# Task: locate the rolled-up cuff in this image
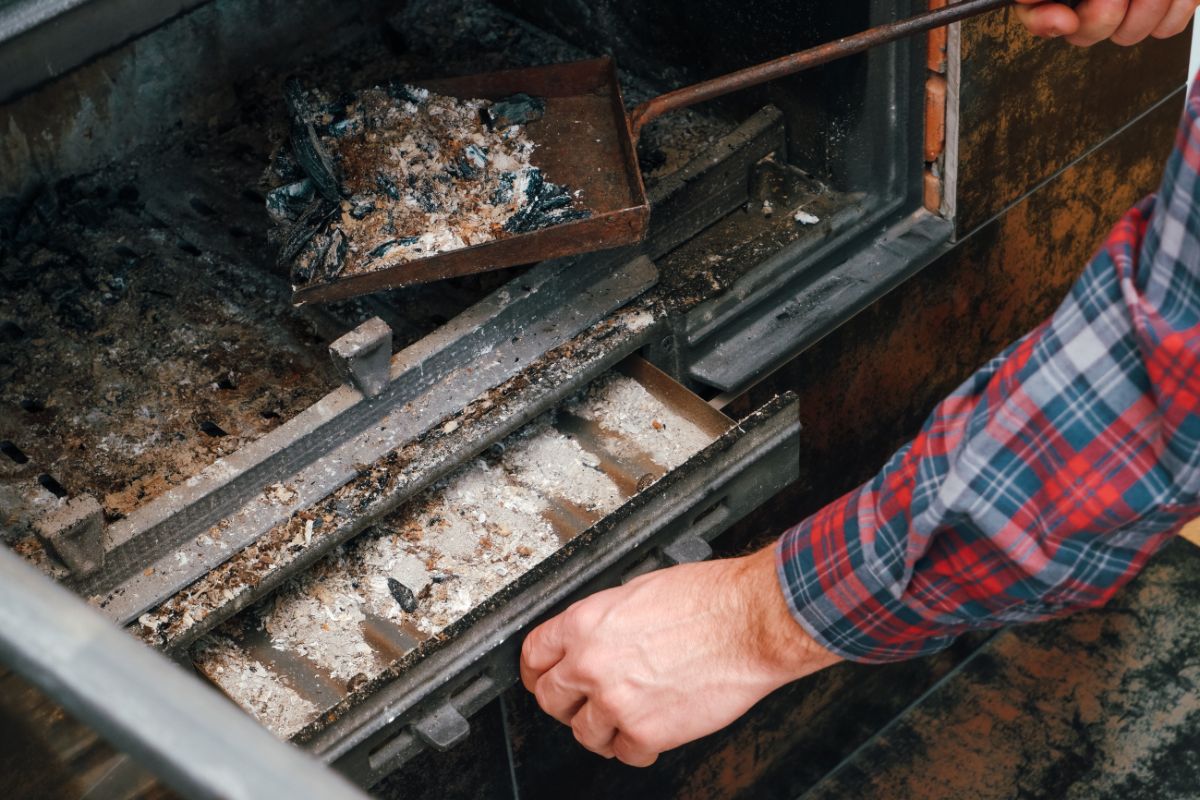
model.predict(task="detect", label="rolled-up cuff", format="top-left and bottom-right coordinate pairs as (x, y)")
top-left (774, 487), bottom-right (958, 664)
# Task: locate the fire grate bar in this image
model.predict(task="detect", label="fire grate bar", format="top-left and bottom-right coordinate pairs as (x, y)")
top-left (90, 252), bottom-right (658, 625)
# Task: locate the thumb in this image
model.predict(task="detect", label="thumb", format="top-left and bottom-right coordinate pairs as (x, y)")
top-left (519, 615), bottom-right (567, 691)
top-left (1012, 1), bottom-right (1082, 36)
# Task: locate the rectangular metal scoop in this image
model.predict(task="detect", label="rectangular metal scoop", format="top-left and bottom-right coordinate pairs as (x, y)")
top-left (291, 58), bottom-right (648, 305)
top-left (290, 0), bottom-right (1012, 305)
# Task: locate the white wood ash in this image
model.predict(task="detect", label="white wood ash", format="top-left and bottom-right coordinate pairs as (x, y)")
top-left (192, 636), bottom-right (319, 739)
top-left (270, 83), bottom-right (590, 286)
top-left (571, 375), bottom-right (713, 470)
top-left (191, 370), bottom-right (714, 739)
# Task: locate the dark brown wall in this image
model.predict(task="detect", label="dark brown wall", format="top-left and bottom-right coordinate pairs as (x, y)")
top-left (955, 11), bottom-right (1190, 233)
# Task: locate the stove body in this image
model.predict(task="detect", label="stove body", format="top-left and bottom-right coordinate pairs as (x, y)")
top-left (0, 0), bottom-right (1190, 797)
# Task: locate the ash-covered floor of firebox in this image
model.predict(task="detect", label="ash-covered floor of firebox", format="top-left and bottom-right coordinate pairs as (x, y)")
top-left (0, 0), bottom-right (737, 549)
top-left (192, 370), bottom-right (724, 738)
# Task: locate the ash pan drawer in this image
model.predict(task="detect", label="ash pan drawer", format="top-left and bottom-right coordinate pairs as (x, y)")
top-left (191, 354), bottom-right (799, 787)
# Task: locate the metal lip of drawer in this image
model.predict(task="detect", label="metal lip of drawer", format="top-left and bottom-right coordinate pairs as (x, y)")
top-left (304, 393), bottom-right (801, 786)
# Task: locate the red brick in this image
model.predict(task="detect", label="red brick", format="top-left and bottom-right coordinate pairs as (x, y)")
top-left (923, 170), bottom-right (943, 213)
top-left (924, 75), bottom-right (948, 163)
top-left (928, 24), bottom-right (948, 73)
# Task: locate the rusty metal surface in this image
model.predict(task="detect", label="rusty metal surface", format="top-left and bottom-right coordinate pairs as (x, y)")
top-left (726, 86), bottom-right (1185, 529)
top-left (955, 8), bottom-right (1192, 233)
top-left (292, 58), bottom-right (650, 304)
top-left (804, 539), bottom-right (1200, 800)
top-left (627, 0), bottom-right (1012, 138)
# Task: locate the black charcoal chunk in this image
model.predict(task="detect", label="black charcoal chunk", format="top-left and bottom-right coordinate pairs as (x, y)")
top-left (291, 229), bottom-right (332, 285)
top-left (279, 199), bottom-right (337, 280)
top-left (490, 93), bottom-right (546, 127)
top-left (270, 147), bottom-right (306, 183)
top-left (349, 196), bottom-right (377, 219)
top-left (265, 179), bottom-right (315, 224)
top-left (284, 78), bottom-right (344, 202)
top-left (385, 81), bottom-right (426, 106)
top-left (375, 174), bottom-right (402, 201)
top-left (320, 228), bottom-right (349, 280)
top-left (387, 577), bottom-right (418, 612)
top-left (367, 237), bottom-right (419, 261)
top-left (503, 169), bottom-right (589, 234)
top-left (490, 172), bottom-right (516, 205)
top-left (447, 157), bottom-right (477, 180)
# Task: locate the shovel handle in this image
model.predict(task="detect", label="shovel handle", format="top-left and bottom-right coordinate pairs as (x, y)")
top-left (628, 0), bottom-right (1015, 141)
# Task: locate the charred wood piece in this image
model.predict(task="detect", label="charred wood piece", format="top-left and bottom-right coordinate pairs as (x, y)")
top-left (386, 577), bottom-right (418, 613)
top-left (265, 179), bottom-right (316, 224)
top-left (284, 78), bottom-right (345, 203)
top-left (484, 93), bottom-right (546, 128)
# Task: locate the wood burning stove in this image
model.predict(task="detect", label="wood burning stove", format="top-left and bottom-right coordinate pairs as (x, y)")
top-left (0, 0), bottom-right (1190, 797)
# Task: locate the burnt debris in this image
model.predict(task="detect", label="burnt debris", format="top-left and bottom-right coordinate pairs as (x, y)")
top-left (483, 92), bottom-right (546, 128)
top-left (266, 81), bottom-right (590, 290)
top-left (387, 577), bottom-right (418, 613)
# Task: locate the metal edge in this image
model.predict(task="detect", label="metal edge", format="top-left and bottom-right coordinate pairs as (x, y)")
top-left (290, 210), bottom-right (648, 306)
top-left (0, 545), bottom-right (370, 800)
top-left (686, 210), bottom-right (954, 392)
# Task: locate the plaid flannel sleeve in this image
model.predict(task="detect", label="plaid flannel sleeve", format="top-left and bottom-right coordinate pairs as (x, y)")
top-left (777, 80), bottom-right (1200, 663)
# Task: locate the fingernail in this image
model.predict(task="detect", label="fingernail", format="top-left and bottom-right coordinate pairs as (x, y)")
top-left (1045, 27), bottom-right (1063, 37)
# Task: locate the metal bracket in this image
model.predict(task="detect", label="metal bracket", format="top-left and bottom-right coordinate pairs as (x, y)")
top-left (411, 704), bottom-right (471, 752)
top-left (329, 317), bottom-right (392, 399)
top-left (661, 535), bottom-right (714, 566)
top-left (35, 494), bottom-right (105, 577)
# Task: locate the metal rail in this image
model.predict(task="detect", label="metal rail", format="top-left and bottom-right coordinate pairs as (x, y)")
top-left (0, 545), bottom-right (369, 800)
top-left (628, 0), bottom-right (1014, 139)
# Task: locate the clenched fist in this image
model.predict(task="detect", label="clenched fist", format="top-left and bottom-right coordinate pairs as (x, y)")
top-left (519, 546), bottom-right (843, 767)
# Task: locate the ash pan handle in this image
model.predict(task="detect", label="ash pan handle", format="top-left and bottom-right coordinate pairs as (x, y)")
top-left (628, 0), bottom-right (1015, 140)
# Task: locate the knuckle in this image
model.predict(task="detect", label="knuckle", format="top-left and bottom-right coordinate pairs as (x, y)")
top-left (532, 676), bottom-right (556, 710)
top-left (565, 601), bottom-right (600, 630)
top-left (573, 654), bottom-right (603, 683)
top-left (520, 632), bottom-right (536, 660)
top-left (619, 724), bottom-right (655, 751)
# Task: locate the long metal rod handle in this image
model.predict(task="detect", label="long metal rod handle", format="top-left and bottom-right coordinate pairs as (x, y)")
top-left (628, 0), bottom-right (1014, 140)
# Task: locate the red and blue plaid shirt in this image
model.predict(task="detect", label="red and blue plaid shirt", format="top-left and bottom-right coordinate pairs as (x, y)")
top-left (778, 78), bottom-right (1200, 663)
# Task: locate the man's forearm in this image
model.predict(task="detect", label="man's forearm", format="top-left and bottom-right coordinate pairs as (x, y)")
top-left (777, 77), bottom-right (1200, 664)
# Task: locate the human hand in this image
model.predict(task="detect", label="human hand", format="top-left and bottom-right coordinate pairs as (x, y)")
top-left (1013, 0), bottom-right (1198, 47)
top-left (518, 545), bottom-right (843, 767)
